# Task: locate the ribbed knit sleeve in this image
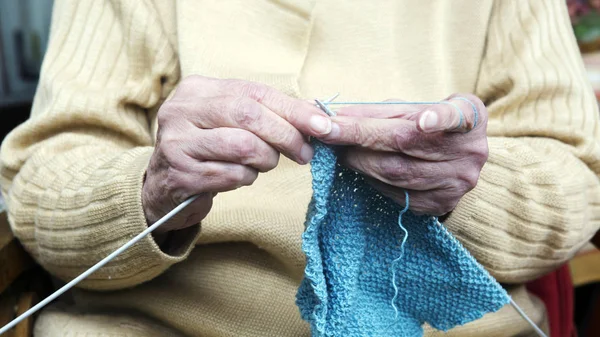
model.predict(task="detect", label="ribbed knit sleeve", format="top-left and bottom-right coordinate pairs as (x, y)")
top-left (445, 0), bottom-right (600, 283)
top-left (0, 0), bottom-right (199, 290)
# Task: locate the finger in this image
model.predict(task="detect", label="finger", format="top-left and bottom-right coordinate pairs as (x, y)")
top-left (219, 79), bottom-right (333, 137)
top-left (181, 128), bottom-right (280, 172)
top-left (341, 149), bottom-right (454, 190)
top-left (366, 179), bottom-right (458, 216)
top-left (172, 160), bottom-right (259, 198)
top-left (319, 115), bottom-right (456, 160)
top-left (335, 99), bottom-right (429, 119)
top-left (416, 94), bottom-right (485, 134)
top-left (226, 80), bottom-right (331, 137)
top-left (171, 96), bottom-right (313, 164)
top-left (175, 76), bottom-right (333, 137)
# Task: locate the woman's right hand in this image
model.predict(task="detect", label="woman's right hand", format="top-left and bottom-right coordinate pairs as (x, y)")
top-left (142, 76), bottom-right (333, 234)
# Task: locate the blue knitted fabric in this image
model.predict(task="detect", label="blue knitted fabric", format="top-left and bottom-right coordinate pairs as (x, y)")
top-left (296, 142), bottom-right (510, 337)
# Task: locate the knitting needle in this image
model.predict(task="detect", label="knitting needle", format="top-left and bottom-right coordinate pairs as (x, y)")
top-left (0, 95), bottom-right (548, 337)
top-left (0, 195), bottom-right (200, 335)
top-left (318, 99), bottom-right (546, 337)
top-left (0, 93), bottom-right (343, 335)
top-left (509, 297), bottom-right (548, 337)
top-left (315, 93), bottom-right (339, 116)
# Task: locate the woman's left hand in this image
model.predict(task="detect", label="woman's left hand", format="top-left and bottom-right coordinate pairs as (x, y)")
top-left (317, 93), bottom-right (488, 216)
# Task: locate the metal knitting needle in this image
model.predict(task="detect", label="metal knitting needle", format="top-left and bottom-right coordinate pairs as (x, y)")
top-left (0, 94), bottom-right (549, 337)
top-left (0, 93), bottom-right (342, 335)
top-left (318, 100), bottom-right (545, 337)
top-left (315, 93), bottom-right (339, 116)
top-left (510, 297), bottom-right (548, 337)
top-left (0, 93), bottom-right (341, 335)
top-left (0, 195), bottom-right (200, 335)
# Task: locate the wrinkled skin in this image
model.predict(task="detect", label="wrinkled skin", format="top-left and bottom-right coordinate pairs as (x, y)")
top-left (321, 94), bottom-right (488, 215)
top-left (143, 76), bottom-right (332, 233)
top-left (143, 75), bottom-right (488, 233)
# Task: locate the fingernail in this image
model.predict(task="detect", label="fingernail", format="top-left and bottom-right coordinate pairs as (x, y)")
top-left (309, 115), bottom-right (332, 135)
top-left (419, 110), bottom-right (438, 132)
top-left (300, 143), bottom-right (314, 164)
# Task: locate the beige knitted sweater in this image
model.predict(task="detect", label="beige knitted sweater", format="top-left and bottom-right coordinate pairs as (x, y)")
top-left (1, 0), bottom-right (599, 336)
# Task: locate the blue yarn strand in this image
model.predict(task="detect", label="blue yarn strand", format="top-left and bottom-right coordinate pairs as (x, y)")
top-left (391, 190), bottom-right (410, 318)
top-left (451, 96), bottom-right (479, 129)
top-left (442, 101), bottom-right (464, 131)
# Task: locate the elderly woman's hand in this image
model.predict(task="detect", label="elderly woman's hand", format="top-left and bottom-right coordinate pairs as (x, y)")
top-left (143, 76), bottom-right (332, 233)
top-left (318, 94), bottom-right (488, 216)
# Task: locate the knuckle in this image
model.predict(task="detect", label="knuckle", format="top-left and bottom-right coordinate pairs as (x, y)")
top-left (164, 166), bottom-right (186, 195)
top-left (232, 133), bottom-right (257, 165)
top-left (227, 80), bottom-right (270, 101)
top-left (476, 147), bottom-right (489, 167)
top-left (378, 156), bottom-right (405, 182)
top-left (157, 133), bottom-right (186, 163)
top-left (431, 193), bottom-right (459, 215)
top-left (244, 82), bottom-right (270, 102)
top-left (226, 166), bottom-right (255, 187)
top-left (263, 153), bottom-right (280, 171)
top-left (199, 163), bottom-right (220, 180)
top-left (439, 199), bottom-right (459, 215)
top-left (275, 98), bottom-right (297, 120)
top-left (230, 97), bottom-right (262, 128)
top-left (461, 169), bottom-right (481, 190)
top-left (277, 131), bottom-right (300, 150)
top-left (157, 100), bottom-right (184, 126)
top-left (391, 126), bottom-right (414, 151)
top-left (226, 166), bottom-right (246, 185)
top-left (468, 140), bottom-right (489, 167)
top-left (347, 120), bottom-right (366, 145)
top-left (156, 111), bottom-right (169, 129)
top-left (158, 133), bottom-right (181, 152)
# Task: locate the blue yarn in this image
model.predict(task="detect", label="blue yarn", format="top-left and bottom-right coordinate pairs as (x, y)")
top-left (297, 142), bottom-right (509, 337)
top-left (444, 101), bottom-right (464, 131)
top-left (391, 191), bottom-right (410, 319)
top-left (451, 96), bottom-right (479, 129)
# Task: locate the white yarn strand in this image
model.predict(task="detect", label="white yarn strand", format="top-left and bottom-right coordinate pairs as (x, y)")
top-left (0, 195), bottom-right (199, 335)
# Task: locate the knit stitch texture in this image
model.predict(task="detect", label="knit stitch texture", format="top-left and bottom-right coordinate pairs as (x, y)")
top-left (297, 142), bottom-right (510, 336)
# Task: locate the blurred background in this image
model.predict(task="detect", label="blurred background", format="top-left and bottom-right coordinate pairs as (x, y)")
top-left (0, 0), bottom-right (53, 142)
top-left (2, 1), bottom-right (600, 336)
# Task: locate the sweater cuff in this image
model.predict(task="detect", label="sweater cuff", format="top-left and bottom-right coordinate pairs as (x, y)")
top-left (441, 136), bottom-right (591, 284)
top-left (83, 148), bottom-right (200, 290)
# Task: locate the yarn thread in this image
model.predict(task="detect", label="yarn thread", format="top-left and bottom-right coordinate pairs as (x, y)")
top-left (300, 96), bottom-right (547, 337)
top-left (0, 96), bottom-right (546, 337)
top-left (391, 190), bottom-right (410, 319)
top-left (297, 141), bottom-right (510, 337)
